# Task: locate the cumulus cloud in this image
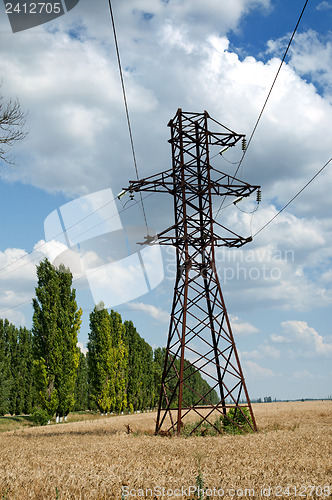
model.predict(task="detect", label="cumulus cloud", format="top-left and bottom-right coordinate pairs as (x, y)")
top-left (127, 301), bottom-right (169, 323)
top-left (230, 315), bottom-right (259, 336)
top-left (293, 370), bottom-right (315, 379)
top-left (316, 1), bottom-right (332, 10)
top-left (0, 238), bottom-right (91, 324)
top-left (241, 344), bottom-right (280, 360)
top-left (271, 320), bottom-right (332, 357)
top-left (77, 341), bottom-right (88, 355)
top-left (267, 30), bottom-right (332, 101)
top-left (243, 360), bottom-right (275, 378)
top-left (0, 1), bottom-right (332, 403)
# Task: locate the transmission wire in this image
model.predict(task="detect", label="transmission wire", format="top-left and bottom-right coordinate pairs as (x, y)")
top-left (107, 0), bottom-right (149, 234)
top-left (0, 192), bottom-right (153, 287)
top-left (0, 2), bottom-right (151, 277)
top-left (215, 0), bottom-right (309, 218)
top-left (3, 155), bottom-right (331, 314)
top-left (253, 157), bottom-right (332, 237)
top-left (0, 193), bottom-right (154, 315)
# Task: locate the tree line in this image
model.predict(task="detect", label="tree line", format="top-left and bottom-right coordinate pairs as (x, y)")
top-left (0, 258), bottom-right (218, 419)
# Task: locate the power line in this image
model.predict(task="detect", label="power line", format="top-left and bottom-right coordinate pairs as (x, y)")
top-left (233, 0), bottom-right (309, 179)
top-left (107, 0), bottom-right (149, 234)
top-left (0, 192), bottom-right (153, 284)
top-left (0, 192), bottom-right (120, 276)
top-left (253, 157), bottom-right (332, 237)
top-left (2, 153), bottom-right (330, 316)
top-left (215, 0), bottom-right (309, 218)
top-left (0, 192), bottom-right (154, 316)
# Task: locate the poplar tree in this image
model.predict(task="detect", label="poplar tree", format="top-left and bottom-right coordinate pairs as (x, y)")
top-left (74, 350), bottom-right (88, 411)
top-left (17, 327), bottom-right (34, 414)
top-left (8, 325), bottom-right (34, 415)
top-left (88, 306), bottom-right (128, 413)
top-left (109, 310), bottom-right (128, 413)
top-left (55, 264), bottom-right (81, 417)
top-left (88, 305), bottom-right (113, 413)
top-left (124, 320), bottom-right (155, 412)
top-left (4, 320), bottom-right (18, 415)
top-left (0, 319), bottom-right (11, 415)
top-left (32, 258), bottom-right (82, 419)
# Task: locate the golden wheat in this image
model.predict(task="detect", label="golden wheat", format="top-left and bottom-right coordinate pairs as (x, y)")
top-left (0, 401), bottom-right (331, 499)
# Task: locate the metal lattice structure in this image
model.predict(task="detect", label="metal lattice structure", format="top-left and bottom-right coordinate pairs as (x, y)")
top-left (126, 109), bottom-right (259, 435)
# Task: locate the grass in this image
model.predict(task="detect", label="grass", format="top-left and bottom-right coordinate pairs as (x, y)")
top-left (0, 415), bottom-right (34, 433)
top-left (0, 410), bottom-right (105, 434)
top-left (0, 401), bottom-right (331, 498)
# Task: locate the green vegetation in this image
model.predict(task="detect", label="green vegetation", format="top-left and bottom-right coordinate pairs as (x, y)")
top-left (88, 306), bottom-right (128, 414)
top-left (0, 319), bottom-right (34, 415)
top-left (31, 407), bottom-right (49, 426)
top-left (155, 349), bottom-right (219, 409)
top-left (0, 258), bottom-right (219, 425)
top-left (182, 406), bottom-right (253, 436)
top-left (0, 415), bottom-right (34, 433)
top-left (32, 259), bottom-right (82, 420)
top-left (221, 406), bottom-right (253, 434)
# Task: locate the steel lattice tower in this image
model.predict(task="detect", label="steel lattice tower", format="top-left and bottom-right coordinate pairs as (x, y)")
top-left (126, 109), bottom-right (259, 434)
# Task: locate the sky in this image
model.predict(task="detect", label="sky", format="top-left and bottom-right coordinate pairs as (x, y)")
top-left (0, 0), bottom-right (332, 401)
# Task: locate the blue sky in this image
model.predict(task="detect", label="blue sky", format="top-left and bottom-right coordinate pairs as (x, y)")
top-left (0, 0), bottom-right (332, 401)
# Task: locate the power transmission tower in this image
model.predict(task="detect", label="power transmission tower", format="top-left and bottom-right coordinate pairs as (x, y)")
top-left (125, 109), bottom-right (259, 435)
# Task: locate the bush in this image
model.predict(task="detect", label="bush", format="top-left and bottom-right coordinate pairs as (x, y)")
top-left (222, 406), bottom-right (253, 434)
top-left (179, 407), bottom-right (253, 436)
top-left (31, 407), bottom-right (50, 426)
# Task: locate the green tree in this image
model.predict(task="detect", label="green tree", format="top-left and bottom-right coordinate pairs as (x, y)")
top-left (8, 326), bottom-right (34, 415)
top-left (55, 264), bottom-right (81, 417)
top-left (32, 258), bottom-right (82, 419)
top-left (17, 327), bottom-right (34, 414)
top-left (124, 320), bottom-right (155, 411)
top-left (87, 305), bottom-right (113, 413)
top-left (87, 306), bottom-right (128, 414)
top-left (153, 348), bottom-right (219, 409)
top-left (0, 319), bottom-right (12, 415)
top-left (110, 311), bottom-right (128, 413)
top-left (74, 349), bottom-right (88, 411)
top-left (3, 320), bottom-right (18, 415)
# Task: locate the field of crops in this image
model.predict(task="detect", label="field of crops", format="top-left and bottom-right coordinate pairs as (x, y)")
top-left (0, 401), bottom-right (331, 499)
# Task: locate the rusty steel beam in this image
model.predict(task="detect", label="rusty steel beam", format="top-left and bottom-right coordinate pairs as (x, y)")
top-left (125, 109), bottom-right (259, 434)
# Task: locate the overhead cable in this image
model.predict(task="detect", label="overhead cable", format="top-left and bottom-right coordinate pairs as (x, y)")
top-left (233, 0), bottom-right (310, 179)
top-left (107, 0), bottom-right (149, 234)
top-left (0, 192), bottom-right (153, 284)
top-left (253, 157), bottom-right (332, 237)
top-left (215, 0), bottom-right (309, 218)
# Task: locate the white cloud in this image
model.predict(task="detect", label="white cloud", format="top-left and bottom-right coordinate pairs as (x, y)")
top-left (242, 344), bottom-right (280, 360)
top-left (77, 341), bottom-right (88, 355)
top-left (230, 315), bottom-right (259, 336)
top-left (293, 370), bottom-right (315, 379)
top-left (316, 1), bottom-right (332, 11)
top-left (267, 30), bottom-right (332, 101)
top-left (271, 320), bottom-right (332, 357)
top-left (128, 301), bottom-right (169, 323)
top-left (217, 204), bottom-right (332, 313)
top-left (243, 360), bottom-right (274, 377)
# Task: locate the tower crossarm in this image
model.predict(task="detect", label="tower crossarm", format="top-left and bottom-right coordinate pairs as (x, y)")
top-left (124, 170), bottom-right (259, 199)
top-left (145, 234), bottom-right (252, 248)
top-left (210, 182), bottom-right (259, 198)
top-left (123, 168), bottom-right (174, 194)
top-left (137, 219), bottom-right (253, 248)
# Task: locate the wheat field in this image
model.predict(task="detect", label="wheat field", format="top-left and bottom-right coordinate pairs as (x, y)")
top-left (0, 401), bottom-right (331, 499)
